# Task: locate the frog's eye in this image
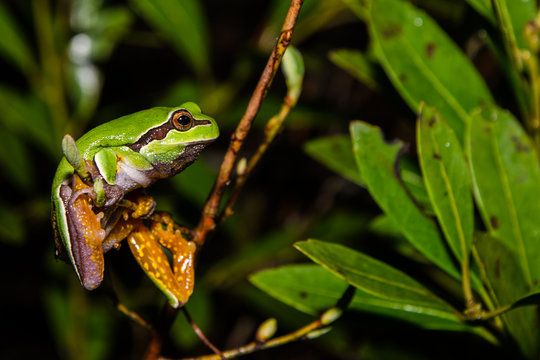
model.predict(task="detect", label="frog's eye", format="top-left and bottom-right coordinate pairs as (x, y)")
top-left (171, 110), bottom-right (194, 131)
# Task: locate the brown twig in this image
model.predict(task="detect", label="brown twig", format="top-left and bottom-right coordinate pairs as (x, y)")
top-left (161, 286), bottom-right (354, 360)
top-left (142, 2), bottom-right (304, 359)
top-left (182, 308), bottom-right (225, 359)
top-left (221, 71), bottom-right (300, 223)
top-left (192, 0), bottom-right (304, 246)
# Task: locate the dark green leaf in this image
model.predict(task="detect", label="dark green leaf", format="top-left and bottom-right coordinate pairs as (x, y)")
top-left (0, 86), bottom-right (57, 156)
top-left (368, 0), bottom-right (493, 140)
top-left (465, 0), bottom-right (495, 23)
top-left (304, 135), bottom-right (364, 185)
top-left (329, 49), bottom-right (379, 89)
top-left (350, 121), bottom-right (458, 278)
top-left (129, 0), bottom-right (210, 76)
top-left (171, 158), bottom-right (216, 206)
top-left (475, 233), bottom-right (539, 357)
top-left (251, 263), bottom-right (474, 331)
top-left (0, 2), bottom-right (36, 76)
top-left (417, 104), bottom-right (473, 263)
top-left (467, 106), bottom-right (540, 291)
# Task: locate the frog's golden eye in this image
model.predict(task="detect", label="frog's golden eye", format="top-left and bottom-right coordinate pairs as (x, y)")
top-left (171, 109), bottom-right (193, 131)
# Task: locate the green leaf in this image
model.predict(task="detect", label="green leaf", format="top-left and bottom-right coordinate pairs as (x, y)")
top-left (0, 2), bottom-right (36, 76)
top-left (350, 121), bottom-right (459, 279)
top-left (0, 86), bottom-right (57, 156)
top-left (493, 0), bottom-right (537, 51)
top-left (368, 0), bottom-right (493, 140)
top-left (129, 0), bottom-right (210, 76)
top-left (475, 233), bottom-right (539, 357)
top-left (296, 240), bottom-right (458, 312)
top-left (467, 105), bottom-right (540, 291)
top-left (304, 135), bottom-right (364, 185)
top-left (329, 49), bottom-right (379, 89)
top-left (465, 0), bottom-right (495, 23)
top-left (250, 263), bottom-right (473, 332)
top-left (171, 158), bottom-right (216, 206)
top-left (417, 104), bottom-right (473, 263)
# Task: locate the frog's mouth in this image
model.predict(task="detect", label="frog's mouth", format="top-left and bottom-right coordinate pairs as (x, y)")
top-left (148, 142), bottom-right (211, 178)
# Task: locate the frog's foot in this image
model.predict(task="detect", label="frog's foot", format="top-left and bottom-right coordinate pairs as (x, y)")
top-left (119, 192), bottom-right (156, 219)
top-left (127, 219), bottom-right (195, 308)
top-left (150, 215), bottom-right (196, 299)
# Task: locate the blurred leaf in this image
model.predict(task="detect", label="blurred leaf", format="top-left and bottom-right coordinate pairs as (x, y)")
top-left (329, 49), bottom-right (379, 89)
top-left (417, 104), bottom-right (473, 263)
top-left (465, 0), bottom-right (495, 22)
top-left (171, 158), bottom-right (216, 207)
top-left (368, 0), bottom-right (493, 140)
top-left (129, 0), bottom-right (210, 76)
top-left (340, 0), bottom-right (368, 20)
top-left (475, 233), bottom-right (539, 357)
top-left (304, 135), bottom-right (364, 185)
top-left (282, 46), bottom-right (304, 104)
top-left (493, 0), bottom-right (537, 51)
top-left (0, 128), bottom-right (33, 191)
top-left (467, 106), bottom-right (540, 291)
top-left (0, 202), bottom-right (25, 245)
top-left (0, 2), bottom-right (36, 76)
top-left (350, 121), bottom-right (459, 279)
top-left (251, 263), bottom-right (475, 331)
top-left (0, 86), bottom-right (57, 156)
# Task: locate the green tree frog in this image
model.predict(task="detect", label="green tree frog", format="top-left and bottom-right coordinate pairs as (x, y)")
top-left (51, 102), bottom-right (219, 307)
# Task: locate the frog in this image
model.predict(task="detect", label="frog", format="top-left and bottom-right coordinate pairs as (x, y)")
top-left (51, 102), bottom-right (219, 307)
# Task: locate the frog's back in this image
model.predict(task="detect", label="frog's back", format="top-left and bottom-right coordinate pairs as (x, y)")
top-left (76, 107), bottom-right (173, 158)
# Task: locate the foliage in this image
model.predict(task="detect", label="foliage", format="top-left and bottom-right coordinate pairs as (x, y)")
top-left (2, 0), bottom-right (540, 359)
top-left (254, 0), bottom-right (540, 359)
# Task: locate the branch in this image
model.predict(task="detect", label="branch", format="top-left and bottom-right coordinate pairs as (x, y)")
top-left (142, 2), bottom-right (304, 359)
top-left (192, 0), bottom-right (304, 246)
top-left (150, 311), bottom-right (336, 360)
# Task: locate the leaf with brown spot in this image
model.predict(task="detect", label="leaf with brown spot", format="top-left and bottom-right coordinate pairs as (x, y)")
top-left (368, 0), bottom-right (493, 140)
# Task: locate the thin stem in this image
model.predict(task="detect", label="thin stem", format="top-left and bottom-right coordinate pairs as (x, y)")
top-left (175, 320), bottom-right (325, 360)
top-left (192, 0), bottom-right (304, 246)
top-left (117, 303), bottom-right (154, 331)
top-left (182, 308), bottom-right (225, 360)
top-left (221, 91), bottom-right (297, 222)
top-left (461, 256), bottom-right (475, 312)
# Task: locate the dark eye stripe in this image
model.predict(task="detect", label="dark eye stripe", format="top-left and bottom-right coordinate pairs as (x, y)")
top-left (128, 109), bottom-right (210, 153)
